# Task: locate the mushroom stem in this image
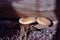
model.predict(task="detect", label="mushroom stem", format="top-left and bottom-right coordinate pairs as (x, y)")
top-left (20, 24), bottom-right (30, 40)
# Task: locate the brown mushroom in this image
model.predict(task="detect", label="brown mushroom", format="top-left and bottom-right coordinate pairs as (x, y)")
top-left (37, 17), bottom-right (51, 26)
top-left (19, 17), bottom-right (36, 24)
top-left (19, 17), bottom-right (36, 40)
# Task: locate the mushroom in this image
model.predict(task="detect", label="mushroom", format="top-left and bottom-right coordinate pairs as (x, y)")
top-left (36, 17), bottom-right (51, 29)
top-left (34, 20), bottom-right (58, 30)
top-left (19, 17), bottom-right (36, 24)
top-left (19, 17), bottom-right (36, 40)
top-left (37, 17), bottom-right (51, 26)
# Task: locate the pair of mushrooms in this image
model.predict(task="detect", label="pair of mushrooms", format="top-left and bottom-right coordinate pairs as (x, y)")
top-left (19, 17), bottom-right (51, 29)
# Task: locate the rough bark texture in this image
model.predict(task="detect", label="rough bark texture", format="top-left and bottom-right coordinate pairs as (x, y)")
top-left (0, 20), bottom-right (58, 40)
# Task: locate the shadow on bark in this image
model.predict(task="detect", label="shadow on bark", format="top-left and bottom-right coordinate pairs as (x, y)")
top-left (52, 0), bottom-right (60, 40)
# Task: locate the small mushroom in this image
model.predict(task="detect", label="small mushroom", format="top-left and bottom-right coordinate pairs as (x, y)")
top-left (19, 17), bottom-right (36, 40)
top-left (19, 17), bottom-right (36, 24)
top-left (37, 17), bottom-right (51, 26)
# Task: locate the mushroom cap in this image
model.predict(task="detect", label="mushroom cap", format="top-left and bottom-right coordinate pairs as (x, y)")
top-left (37, 17), bottom-right (51, 26)
top-left (19, 17), bottom-right (36, 24)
